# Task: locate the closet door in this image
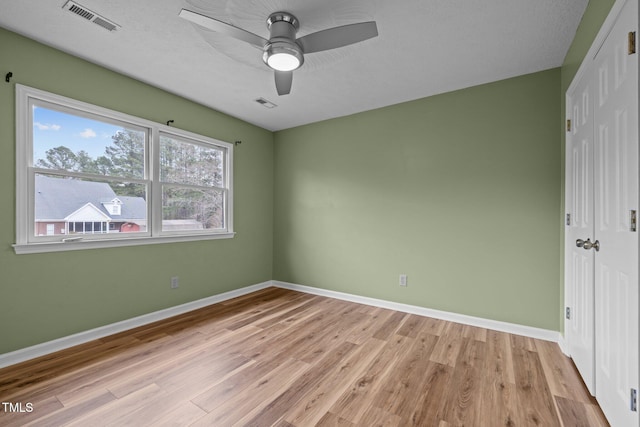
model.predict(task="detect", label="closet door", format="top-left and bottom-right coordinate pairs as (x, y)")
top-left (565, 71), bottom-right (595, 394)
top-left (593, 0), bottom-right (639, 425)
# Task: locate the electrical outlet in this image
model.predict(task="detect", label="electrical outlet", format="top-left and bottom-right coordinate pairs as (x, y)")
top-left (170, 276), bottom-right (179, 289)
top-left (399, 274), bottom-right (407, 287)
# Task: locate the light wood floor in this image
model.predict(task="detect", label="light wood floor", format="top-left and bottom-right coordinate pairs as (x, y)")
top-left (0, 287), bottom-right (608, 426)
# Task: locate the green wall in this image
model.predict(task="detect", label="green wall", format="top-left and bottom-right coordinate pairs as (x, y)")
top-left (558, 0), bottom-right (616, 329)
top-left (0, 28), bottom-right (274, 354)
top-left (273, 69), bottom-right (561, 331)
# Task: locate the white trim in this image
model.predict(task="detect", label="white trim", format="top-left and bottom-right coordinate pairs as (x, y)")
top-left (15, 83), bottom-right (30, 245)
top-left (0, 281), bottom-right (271, 369)
top-left (12, 232), bottom-right (236, 254)
top-left (557, 333), bottom-right (569, 356)
top-left (272, 280), bottom-right (562, 343)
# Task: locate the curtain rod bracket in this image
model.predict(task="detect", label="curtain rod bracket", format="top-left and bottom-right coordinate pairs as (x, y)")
top-left (166, 119), bottom-right (174, 126)
top-left (235, 140), bottom-right (242, 146)
top-left (5, 72), bottom-right (13, 83)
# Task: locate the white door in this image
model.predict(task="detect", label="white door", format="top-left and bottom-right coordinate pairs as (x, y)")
top-left (565, 71), bottom-right (596, 394)
top-left (593, 0), bottom-right (639, 425)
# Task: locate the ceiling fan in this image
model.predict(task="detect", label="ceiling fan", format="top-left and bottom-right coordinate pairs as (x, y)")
top-left (179, 9), bottom-right (378, 96)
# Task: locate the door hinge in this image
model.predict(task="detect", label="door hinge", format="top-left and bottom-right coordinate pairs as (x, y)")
top-left (631, 210), bottom-right (637, 232)
top-left (631, 388), bottom-right (637, 412)
top-left (629, 31), bottom-right (636, 55)
top-left (566, 213), bottom-right (571, 226)
top-left (565, 307), bottom-right (571, 320)
top-left (566, 119), bottom-right (572, 132)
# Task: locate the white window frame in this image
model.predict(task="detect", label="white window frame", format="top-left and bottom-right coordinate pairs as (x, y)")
top-left (14, 85), bottom-right (234, 254)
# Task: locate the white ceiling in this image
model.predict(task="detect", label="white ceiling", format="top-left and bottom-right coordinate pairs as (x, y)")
top-left (0, 0), bottom-right (588, 131)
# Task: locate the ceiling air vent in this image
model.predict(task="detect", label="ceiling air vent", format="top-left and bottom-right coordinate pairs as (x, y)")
top-left (62, 1), bottom-right (119, 32)
top-left (255, 98), bottom-right (277, 109)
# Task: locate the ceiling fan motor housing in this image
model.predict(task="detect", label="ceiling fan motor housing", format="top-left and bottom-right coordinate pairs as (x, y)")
top-left (262, 12), bottom-right (304, 70)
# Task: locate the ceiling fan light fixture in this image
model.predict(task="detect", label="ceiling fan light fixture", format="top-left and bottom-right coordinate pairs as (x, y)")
top-left (178, 8), bottom-right (378, 95)
top-left (263, 42), bottom-right (303, 71)
top-left (267, 52), bottom-right (299, 71)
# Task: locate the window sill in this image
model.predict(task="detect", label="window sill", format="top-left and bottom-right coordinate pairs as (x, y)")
top-left (13, 232), bottom-right (236, 254)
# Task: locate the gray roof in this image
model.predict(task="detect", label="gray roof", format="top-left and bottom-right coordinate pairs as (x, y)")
top-left (35, 175), bottom-right (146, 221)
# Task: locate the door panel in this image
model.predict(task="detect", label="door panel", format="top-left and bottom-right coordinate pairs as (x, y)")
top-left (593, 0), bottom-right (639, 425)
top-left (565, 72), bottom-right (595, 394)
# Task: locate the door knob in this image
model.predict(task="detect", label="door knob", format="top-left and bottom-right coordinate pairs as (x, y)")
top-left (576, 239), bottom-right (585, 248)
top-left (583, 238), bottom-right (600, 252)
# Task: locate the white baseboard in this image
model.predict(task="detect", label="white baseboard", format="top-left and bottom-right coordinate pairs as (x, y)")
top-left (557, 333), bottom-right (569, 356)
top-left (0, 281), bottom-right (272, 369)
top-left (1, 279), bottom-right (563, 369)
top-left (272, 280), bottom-right (562, 343)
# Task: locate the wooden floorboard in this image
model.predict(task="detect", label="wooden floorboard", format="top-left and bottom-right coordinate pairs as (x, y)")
top-left (0, 287), bottom-right (609, 426)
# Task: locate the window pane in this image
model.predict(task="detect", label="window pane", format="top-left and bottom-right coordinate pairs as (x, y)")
top-left (159, 135), bottom-right (224, 187)
top-left (33, 105), bottom-right (145, 179)
top-left (162, 185), bottom-right (224, 231)
top-left (34, 174), bottom-right (147, 236)
top-left (17, 86), bottom-right (234, 251)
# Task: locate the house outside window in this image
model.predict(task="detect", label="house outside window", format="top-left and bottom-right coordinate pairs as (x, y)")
top-left (15, 85), bottom-right (234, 254)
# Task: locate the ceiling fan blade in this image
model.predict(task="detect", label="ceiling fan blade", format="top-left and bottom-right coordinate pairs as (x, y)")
top-left (275, 71), bottom-right (293, 96)
top-left (297, 21), bottom-right (378, 54)
top-left (179, 9), bottom-right (268, 49)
